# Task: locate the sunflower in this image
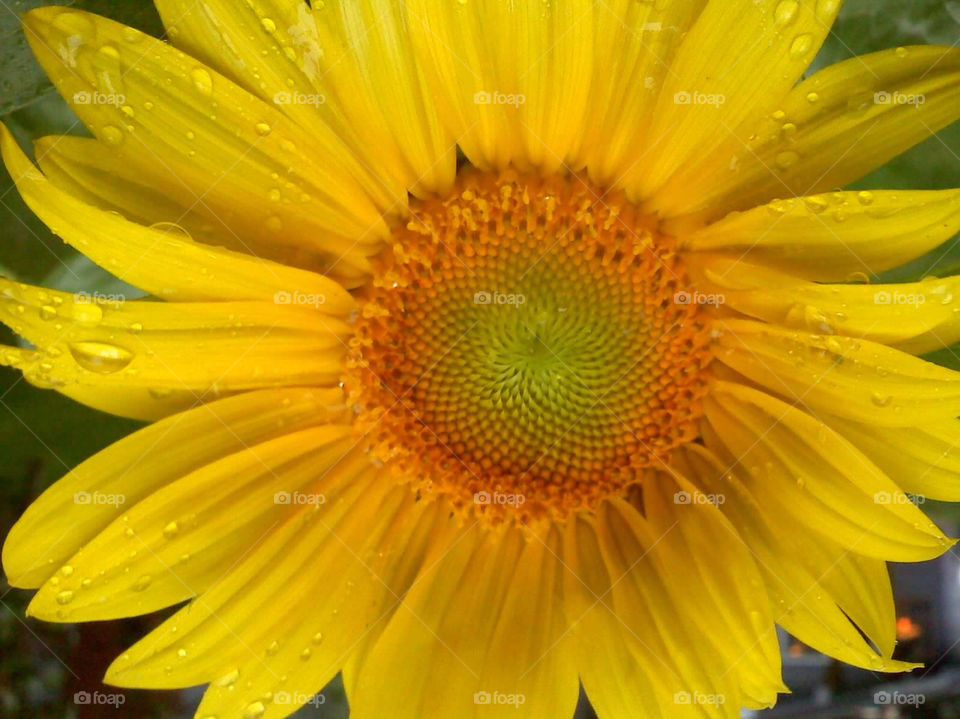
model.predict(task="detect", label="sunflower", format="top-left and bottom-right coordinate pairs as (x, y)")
top-left (3, 1), bottom-right (960, 717)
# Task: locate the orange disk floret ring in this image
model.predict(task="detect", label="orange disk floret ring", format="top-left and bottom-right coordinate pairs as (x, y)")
top-left (345, 170), bottom-right (713, 525)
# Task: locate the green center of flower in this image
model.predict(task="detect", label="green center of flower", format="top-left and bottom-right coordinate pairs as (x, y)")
top-left (345, 170), bottom-right (712, 523)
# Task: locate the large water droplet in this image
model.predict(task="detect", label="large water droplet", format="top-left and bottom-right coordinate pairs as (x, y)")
top-left (56, 590), bottom-right (75, 605)
top-left (191, 68), bottom-right (213, 96)
top-left (69, 342), bottom-right (134, 374)
top-left (101, 125), bottom-right (124, 146)
top-left (773, 0), bottom-right (799, 26)
top-left (789, 34), bottom-right (814, 59)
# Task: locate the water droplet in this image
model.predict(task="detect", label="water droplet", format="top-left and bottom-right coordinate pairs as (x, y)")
top-left (120, 105), bottom-right (135, 119)
top-left (61, 565), bottom-right (74, 577)
top-left (895, 46), bottom-right (908, 58)
top-left (856, 190), bottom-right (874, 206)
top-left (163, 521), bottom-right (180, 539)
top-left (214, 668), bottom-right (240, 687)
top-left (265, 640), bottom-right (279, 656)
top-left (56, 590), bottom-right (74, 605)
top-left (789, 34), bottom-right (814, 59)
top-left (268, 188), bottom-right (281, 202)
top-left (132, 574), bottom-right (152, 591)
top-left (870, 392), bottom-right (892, 408)
top-left (68, 301), bottom-right (103, 325)
top-left (775, 150), bottom-right (799, 169)
top-left (266, 215), bottom-right (283, 232)
top-left (815, 0), bottom-right (840, 19)
top-left (804, 196), bottom-right (829, 214)
top-left (773, 0), bottom-right (799, 26)
top-left (312, 631), bottom-right (324, 644)
top-left (39, 305), bottom-right (57, 321)
top-left (69, 342), bottom-right (134, 374)
top-left (243, 702), bottom-right (265, 719)
top-left (101, 125), bottom-right (124, 146)
top-left (176, 648), bottom-right (187, 658)
top-left (260, 17), bottom-right (277, 32)
top-left (300, 647), bottom-right (312, 660)
top-left (806, 91), bottom-right (820, 104)
top-left (255, 122), bottom-right (272, 136)
top-left (191, 67), bottom-right (213, 96)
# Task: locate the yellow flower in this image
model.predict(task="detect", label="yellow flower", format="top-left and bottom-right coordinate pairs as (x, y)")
top-left (2, 2), bottom-right (960, 718)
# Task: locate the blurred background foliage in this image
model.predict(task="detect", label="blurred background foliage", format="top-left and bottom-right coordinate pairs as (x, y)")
top-left (0, 0), bottom-right (959, 717)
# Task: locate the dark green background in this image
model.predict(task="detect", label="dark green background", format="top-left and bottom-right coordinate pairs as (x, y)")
top-left (0, 1), bottom-right (958, 717)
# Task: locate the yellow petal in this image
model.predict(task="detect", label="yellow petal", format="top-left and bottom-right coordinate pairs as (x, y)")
top-left (563, 514), bottom-right (671, 719)
top-left (679, 444), bottom-right (917, 672)
top-left (596, 499), bottom-right (741, 718)
top-left (311, 0), bottom-right (457, 197)
top-left (0, 280), bottom-right (350, 395)
top-left (575, 0), bottom-right (707, 187)
top-left (689, 255), bottom-right (960, 354)
top-left (825, 416), bottom-right (960, 502)
top-left (681, 189), bottom-right (960, 281)
top-left (404, 0), bottom-right (594, 174)
top-left (1, 125), bottom-right (358, 301)
top-left (630, 0), bottom-right (842, 203)
top-left (655, 45), bottom-right (960, 221)
top-left (712, 318), bottom-right (960, 425)
top-left (2, 388), bottom-right (347, 588)
top-left (22, 6), bottom-right (387, 276)
top-left (27, 427), bottom-right (353, 622)
top-left (185, 490), bottom-right (451, 719)
top-left (641, 470), bottom-right (784, 709)
top-left (704, 381), bottom-right (954, 561)
top-left (475, 526), bottom-right (578, 719)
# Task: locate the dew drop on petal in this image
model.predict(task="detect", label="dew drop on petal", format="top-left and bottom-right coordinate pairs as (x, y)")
top-left (69, 342), bottom-right (133, 374)
top-left (191, 67), bottom-right (213, 96)
top-left (773, 0), bottom-right (799, 26)
top-left (775, 150), bottom-right (799, 169)
top-left (101, 125), bottom-right (124, 146)
top-left (789, 33), bottom-right (814, 59)
top-left (163, 521), bottom-right (180, 539)
top-left (56, 590), bottom-right (74, 605)
top-left (132, 574), bottom-right (153, 591)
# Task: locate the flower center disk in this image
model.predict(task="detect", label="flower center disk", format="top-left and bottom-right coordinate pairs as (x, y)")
top-left (346, 171), bottom-right (712, 524)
